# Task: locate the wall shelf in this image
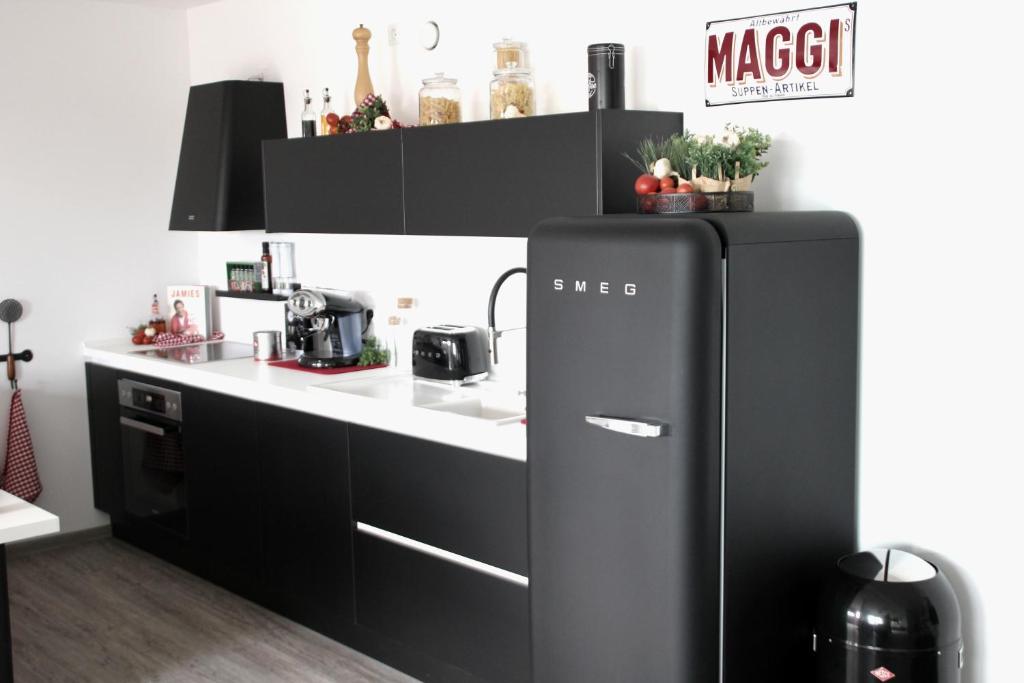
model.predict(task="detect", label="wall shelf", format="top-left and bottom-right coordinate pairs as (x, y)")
top-left (215, 290), bottom-right (289, 302)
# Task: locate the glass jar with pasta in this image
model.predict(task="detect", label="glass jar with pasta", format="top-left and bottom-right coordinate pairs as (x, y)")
top-left (418, 73), bottom-right (461, 126)
top-left (490, 38), bottom-right (534, 120)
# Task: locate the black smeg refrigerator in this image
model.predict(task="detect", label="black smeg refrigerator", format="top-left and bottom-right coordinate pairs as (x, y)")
top-left (526, 212), bottom-right (859, 683)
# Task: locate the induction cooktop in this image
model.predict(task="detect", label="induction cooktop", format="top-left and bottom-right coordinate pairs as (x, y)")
top-left (131, 341), bottom-right (253, 364)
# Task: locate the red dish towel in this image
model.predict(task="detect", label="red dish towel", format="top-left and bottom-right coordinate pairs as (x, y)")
top-left (2, 389), bottom-right (42, 502)
top-left (153, 331), bottom-right (225, 347)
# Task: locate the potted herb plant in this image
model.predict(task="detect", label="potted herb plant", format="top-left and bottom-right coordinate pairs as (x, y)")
top-left (627, 125), bottom-right (771, 202)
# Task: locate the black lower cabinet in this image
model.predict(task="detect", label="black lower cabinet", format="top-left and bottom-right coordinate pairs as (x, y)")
top-left (349, 425), bottom-right (529, 682)
top-left (87, 367), bottom-right (528, 682)
top-left (84, 363), bottom-right (123, 518)
top-left (258, 405), bottom-right (353, 638)
top-left (354, 533), bottom-right (529, 683)
top-left (182, 387), bottom-right (263, 600)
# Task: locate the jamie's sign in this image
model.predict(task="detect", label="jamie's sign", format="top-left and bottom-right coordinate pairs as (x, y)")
top-left (705, 3), bottom-right (857, 106)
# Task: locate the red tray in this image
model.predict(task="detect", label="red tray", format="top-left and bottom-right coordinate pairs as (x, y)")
top-left (267, 359), bottom-right (389, 375)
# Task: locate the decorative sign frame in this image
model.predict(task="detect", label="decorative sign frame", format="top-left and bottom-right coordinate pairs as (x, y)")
top-left (705, 3), bottom-right (857, 106)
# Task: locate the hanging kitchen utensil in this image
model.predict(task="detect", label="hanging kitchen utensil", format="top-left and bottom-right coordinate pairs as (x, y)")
top-left (1, 298), bottom-right (33, 390)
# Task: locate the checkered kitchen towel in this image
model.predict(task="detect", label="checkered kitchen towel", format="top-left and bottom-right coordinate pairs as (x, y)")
top-left (2, 389), bottom-right (42, 502)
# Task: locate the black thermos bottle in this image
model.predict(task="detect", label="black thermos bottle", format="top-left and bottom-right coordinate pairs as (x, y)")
top-left (587, 43), bottom-right (625, 110)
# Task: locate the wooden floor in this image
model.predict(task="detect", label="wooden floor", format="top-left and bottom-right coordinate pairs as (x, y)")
top-left (7, 537), bottom-right (417, 683)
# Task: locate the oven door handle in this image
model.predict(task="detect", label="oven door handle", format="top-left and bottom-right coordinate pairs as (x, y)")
top-left (120, 416), bottom-right (171, 437)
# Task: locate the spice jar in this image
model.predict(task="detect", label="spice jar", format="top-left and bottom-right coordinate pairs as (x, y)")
top-left (419, 73), bottom-right (462, 125)
top-left (490, 38), bottom-right (535, 119)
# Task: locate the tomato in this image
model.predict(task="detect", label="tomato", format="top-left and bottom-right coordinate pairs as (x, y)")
top-left (660, 176), bottom-right (677, 191)
top-left (141, 336), bottom-right (154, 345)
top-left (326, 112), bottom-right (340, 127)
top-left (131, 333), bottom-right (145, 345)
top-left (676, 181), bottom-right (694, 193)
top-left (634, 174), bottom-right (660, 195)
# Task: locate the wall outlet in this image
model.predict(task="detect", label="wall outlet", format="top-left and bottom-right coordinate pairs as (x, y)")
top-left (386, 21), bottom-right (438, 50)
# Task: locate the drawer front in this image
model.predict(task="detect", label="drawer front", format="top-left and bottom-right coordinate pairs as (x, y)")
top-left (354, 531), bottom-right (529, 683)
top-left (349, 426), bottom-right (527, 575)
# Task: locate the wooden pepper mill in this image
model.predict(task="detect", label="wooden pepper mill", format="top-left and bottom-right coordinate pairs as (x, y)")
top-left (353, 24), bottom-right (374, 106)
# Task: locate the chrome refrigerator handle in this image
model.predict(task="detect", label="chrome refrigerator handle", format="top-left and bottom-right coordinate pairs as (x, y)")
top-left (584, 415), bottom-right (666, 438)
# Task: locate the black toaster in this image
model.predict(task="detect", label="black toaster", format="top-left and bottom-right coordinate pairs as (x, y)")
top-left (412, 325), bottom-right (489, 384)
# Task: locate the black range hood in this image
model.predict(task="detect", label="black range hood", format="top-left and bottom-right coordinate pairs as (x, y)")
top-left (169, 80), bottom-right (286, 231)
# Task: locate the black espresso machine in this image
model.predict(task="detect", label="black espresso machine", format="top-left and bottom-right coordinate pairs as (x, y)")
top-left (285, 288), bottom-right (372, 368)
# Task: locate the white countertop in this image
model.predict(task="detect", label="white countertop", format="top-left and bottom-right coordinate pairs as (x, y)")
top-left (82, 339), bottom-right (526, 461)
top-left (0, 490), bottom-right (60, 546)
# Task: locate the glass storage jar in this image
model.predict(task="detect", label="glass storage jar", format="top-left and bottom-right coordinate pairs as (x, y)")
top-left (419, 73), bottom-right (461, 125)
top-left (490, 39), bottom-right (534, 119)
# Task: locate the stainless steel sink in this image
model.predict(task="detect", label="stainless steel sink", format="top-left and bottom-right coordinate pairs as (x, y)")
top-left (316, 375), bottom-right (456, 406)
top-left (421, 396), bottom-right (526, 424)
top-left (312, 375), bottom-right (526, 425)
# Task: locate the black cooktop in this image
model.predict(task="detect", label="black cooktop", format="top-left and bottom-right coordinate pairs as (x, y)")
top-left (131, 341), bottom-right (253, 364)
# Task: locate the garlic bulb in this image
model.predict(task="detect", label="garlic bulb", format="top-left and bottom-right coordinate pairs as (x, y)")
top-left (502, 104), bottom-right (525, 119)
top-left (720, 130), bottom-right (740, 147)
top-left (373, 115), bottom-right (393, 130)
top-left (652, 158), bottom-right (673, 179)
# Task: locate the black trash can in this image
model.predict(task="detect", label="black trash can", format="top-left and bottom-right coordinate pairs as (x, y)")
top-left (815, 549), bottom-right (963, 682)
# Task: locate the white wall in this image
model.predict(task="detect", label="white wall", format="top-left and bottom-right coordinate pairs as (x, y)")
top-left (185, 1), bottom-right (1023, 679)
top-left (0, 0), bottom-right (196, 532)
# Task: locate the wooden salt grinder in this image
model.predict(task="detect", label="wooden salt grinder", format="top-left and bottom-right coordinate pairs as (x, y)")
top-left (353, 24), bottom-right (374, 107)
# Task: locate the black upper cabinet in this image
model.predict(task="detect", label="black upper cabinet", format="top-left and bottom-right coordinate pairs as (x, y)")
top-left (402, 113), bottom-right (596, 237)
top-left (260, 110), bottom-right (683, 237)
top-left (85, 363), bottom-right (123, 518)
top-left (403, 110), bottom-right (682, 237)
top-left (183, 387), bottom-right (264, 599)
top-left (170, 80), bottom-right (286, 231)
top-left (262, 130), bottom-right (404, 234)
top-left (259, 405), bottom-right (354, 639)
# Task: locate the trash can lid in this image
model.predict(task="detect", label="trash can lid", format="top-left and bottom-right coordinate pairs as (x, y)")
top-left (817, 548), bottom-right (962, 652)
top-left (838, 548), bottom-right (937, 583)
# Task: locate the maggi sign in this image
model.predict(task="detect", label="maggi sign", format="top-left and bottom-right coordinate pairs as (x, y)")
top-left (705, 3), bottom-right (857, 106)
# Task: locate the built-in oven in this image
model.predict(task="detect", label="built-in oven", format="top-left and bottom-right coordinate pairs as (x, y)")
top-left (117, 379), bottom-right (188, 537)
